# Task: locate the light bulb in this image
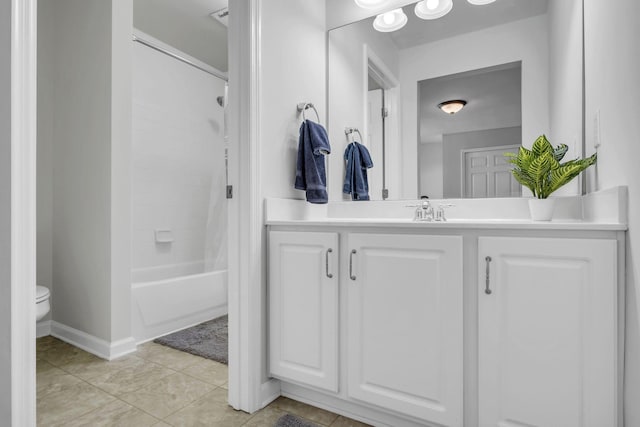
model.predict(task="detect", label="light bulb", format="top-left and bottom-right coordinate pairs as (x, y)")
top-left (382, 11), bottom-right (395, 24)
top-left (373, 8), bottom-right (408, 32)
top-left (414, 0), bottom-right (453, 20)
top-left (426, 0), bottom-right (440, 10)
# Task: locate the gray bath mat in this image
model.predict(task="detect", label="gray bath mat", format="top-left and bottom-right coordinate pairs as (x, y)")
top-left (274, 414), bottom-right (320, 427)
top-left (154, 315), bottom-right (228, 364)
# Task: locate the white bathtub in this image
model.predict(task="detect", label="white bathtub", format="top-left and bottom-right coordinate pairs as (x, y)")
top-left (132, 263), bottom-right (227, 343)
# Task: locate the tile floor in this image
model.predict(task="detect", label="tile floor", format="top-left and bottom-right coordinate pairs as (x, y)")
top-left (37, 336), bottom-right (371, 427)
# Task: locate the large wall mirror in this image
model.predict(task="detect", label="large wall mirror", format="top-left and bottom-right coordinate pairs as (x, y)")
top-left (327, 0), bottom-right (585, 201)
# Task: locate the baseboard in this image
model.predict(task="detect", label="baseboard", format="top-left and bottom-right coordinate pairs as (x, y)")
top-left (51, 321), bottom-right (137, 360)
top-left (36, 320), bottom-right (51, 338)
top-left (260, 378), bottom-right (281, 409)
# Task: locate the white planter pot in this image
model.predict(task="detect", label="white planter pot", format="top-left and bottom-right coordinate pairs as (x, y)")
top-left (528, 198), bottom-right (555, 221)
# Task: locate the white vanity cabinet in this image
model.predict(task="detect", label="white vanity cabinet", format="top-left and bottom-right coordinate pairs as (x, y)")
top-left (268, 231), bottom-right (339, 392)
top-left (478, 237), bottom-right (619, 427)
top-left (346, 233), bottom-right (463, 426)
top-left (266, 214), bottom-right (624, 427)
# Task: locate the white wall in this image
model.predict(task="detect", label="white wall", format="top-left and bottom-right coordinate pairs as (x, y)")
top-left (258, 0), bottom-right (327, 386)
top-left (584, 0), bottom-right (640, 425)
top-left (37, 0), bottom-right (55, 323)
top-left (260, 1), bottom-right (327, 202)
top-left (548, 0), bottom-right (583, 196)
top-left (131, 41), bottom-right (227, 276)
top-left (399, 15), bottom-right (550, 199)
top-left (328, 18), bottom-right (399, 201)
top-left (38, 0), bottom-right (133, 347)
top-left (133, 0), bottom-right (228, 72)
top-left (0, 0), bottom-right (11, 420)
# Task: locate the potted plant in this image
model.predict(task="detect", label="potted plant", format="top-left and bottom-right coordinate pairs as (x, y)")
top-left (505, 135), bottom-right (597, 221)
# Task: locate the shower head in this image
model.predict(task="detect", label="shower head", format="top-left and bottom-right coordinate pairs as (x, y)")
top-left (217, 96), bottom-right (225, 107)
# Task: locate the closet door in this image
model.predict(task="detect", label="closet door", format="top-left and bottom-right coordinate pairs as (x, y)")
top-left (346, 233), bottom-right (463, 426)
top-left (478, 237), bottom-right (618, 427)
top-left (268, 231), bottom-right (339, 392)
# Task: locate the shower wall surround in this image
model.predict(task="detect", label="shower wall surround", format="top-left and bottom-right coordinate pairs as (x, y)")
top-left (265, 187), bottom-right (627, 427)
top-left (131, 41), bottom-right (227, 278)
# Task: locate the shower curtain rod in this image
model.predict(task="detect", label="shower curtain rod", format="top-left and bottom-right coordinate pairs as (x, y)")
top-left (132, 34), bottom-right (228, 82)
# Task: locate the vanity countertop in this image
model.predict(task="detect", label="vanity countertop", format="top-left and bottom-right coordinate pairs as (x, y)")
top-left (265, 217), bottom-right (627, 231)
top-left (265, 187), bottom-right (628, 232)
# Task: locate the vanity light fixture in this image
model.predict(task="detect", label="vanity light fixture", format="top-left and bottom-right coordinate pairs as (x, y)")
top-left (354, 0), bottom-right (390, 9)
top-left (438, 100), bottom-right (467, 114)
top-left (373, 8), bottom-right (408, 32)
top-left (415, 0), bottom-right (454, 20)
top-left (467, 0), bottom-right (496, 5)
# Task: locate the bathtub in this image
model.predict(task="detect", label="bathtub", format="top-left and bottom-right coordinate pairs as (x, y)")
top-left (132, 263), bottom-right (227, 343)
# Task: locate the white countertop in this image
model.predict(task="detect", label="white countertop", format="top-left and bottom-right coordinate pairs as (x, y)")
top-left (265, 187), bottom-right (628, 232)
top-left (266, 218), bottom-right (626, 231)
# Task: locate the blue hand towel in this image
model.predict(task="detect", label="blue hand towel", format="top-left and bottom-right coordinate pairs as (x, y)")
top-left (343, 141), bottom-right (373, 201)
top-left (295, 120), bottom-right (331, 204)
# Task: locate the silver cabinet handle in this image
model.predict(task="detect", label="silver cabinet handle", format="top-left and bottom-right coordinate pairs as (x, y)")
top-left (349, 249), bottom-right (357, 281)
top-left (485, 256), bottom-right (492, 295)
top-left (325, 248), bottom-right (333, 279)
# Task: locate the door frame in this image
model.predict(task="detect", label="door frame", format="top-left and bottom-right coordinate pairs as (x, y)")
top-left (10, 0), bottom-right (38, 425)
top-left (460, 144), bottom-right (521, 198)
top-left (10, 0), bottom-right (264, 424)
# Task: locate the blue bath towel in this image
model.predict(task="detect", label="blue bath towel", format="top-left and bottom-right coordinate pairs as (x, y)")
top-left (343, 141), bottom-right (373, 201)
top-left (295, 120), bottom-right (331, 204)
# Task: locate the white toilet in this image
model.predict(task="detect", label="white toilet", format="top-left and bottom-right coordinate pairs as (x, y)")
top-left (36, 286), bottom-right (51, 321)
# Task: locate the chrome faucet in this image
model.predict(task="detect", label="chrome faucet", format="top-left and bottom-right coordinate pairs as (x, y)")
top-left (407, 200), bottom-right (434, 221)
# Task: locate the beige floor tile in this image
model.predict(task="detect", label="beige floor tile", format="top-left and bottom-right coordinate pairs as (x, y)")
top-left (37, 377), bottom-right (116, 426)
top-left (164, 388), bottom-right (252, 427)
top-left (58, 399), bottom-right (159, 427)
top-left (85, 360), bottom-right (175, 396)
top-left (36, 360), bottom-right (69, 393)
top-left (36, 335), bottom-right (60, 353)
top-left (270, 397), bottom-right (339, 426)
top-left (152, 422), bottom-right (173, 427)
top-left (62, 353), bottom-right (148, 381)
top-left (119, 372), bottom-right (214, 419)
top-left (329, 416), bottom-right (373, 427)
top-left (37, 338), bottom-right (95, 367)
top-left (136, 342), bottom-right (204, 370)
top-left (180, 358), bottom-right (228, 387)
top-left (242, 406), bottom-right (288, 427)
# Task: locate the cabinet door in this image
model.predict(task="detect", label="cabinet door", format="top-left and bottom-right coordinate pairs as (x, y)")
top-left (347, 233), bottom-right (463, 426)
top-left (478, 237), bottom-right (618, 427)
top-left (269, 231), bottom-right (339, 392)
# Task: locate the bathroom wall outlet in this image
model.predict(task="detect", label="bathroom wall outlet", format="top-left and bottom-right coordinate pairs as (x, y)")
top-left (593, 109), bottom-right (601, 149)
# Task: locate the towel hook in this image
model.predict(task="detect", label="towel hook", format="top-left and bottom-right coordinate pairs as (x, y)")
top-left (297, 102), bottom-right (321, 123)
top-left (344, 127), bottom-right (363, 144)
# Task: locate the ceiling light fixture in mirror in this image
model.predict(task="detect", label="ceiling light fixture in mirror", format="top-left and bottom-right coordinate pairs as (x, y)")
top-left (373, 8), bottom-right (409, 32)
top-left (354, 0), bottom-right (391, 9)
top-left (467, 0), bottom-right (496, 5)
top-left (415, 0), bottom-right (454, 20)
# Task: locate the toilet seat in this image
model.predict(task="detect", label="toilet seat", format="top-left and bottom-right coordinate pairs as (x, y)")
top-left (36, 286), bottom-right (50, 303)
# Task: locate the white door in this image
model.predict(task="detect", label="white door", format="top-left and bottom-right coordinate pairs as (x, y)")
top-left (478, 237), bottom-right (618, 427)
top-left (269, 231), bottom-right (339, 392)
top-left (463, 145), bottom-right (521, 198)
top-left (347, 233), bottom-right (463, 426)
top-left (367, 89), bottom-right (383, 200)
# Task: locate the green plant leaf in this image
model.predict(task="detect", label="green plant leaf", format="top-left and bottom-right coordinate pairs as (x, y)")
top-left (553, 144), bottom-right (569, 162)
top-left (505, 135), bottom-right (597, 199)
top-left (531, 135), bottom-right (553, 158)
